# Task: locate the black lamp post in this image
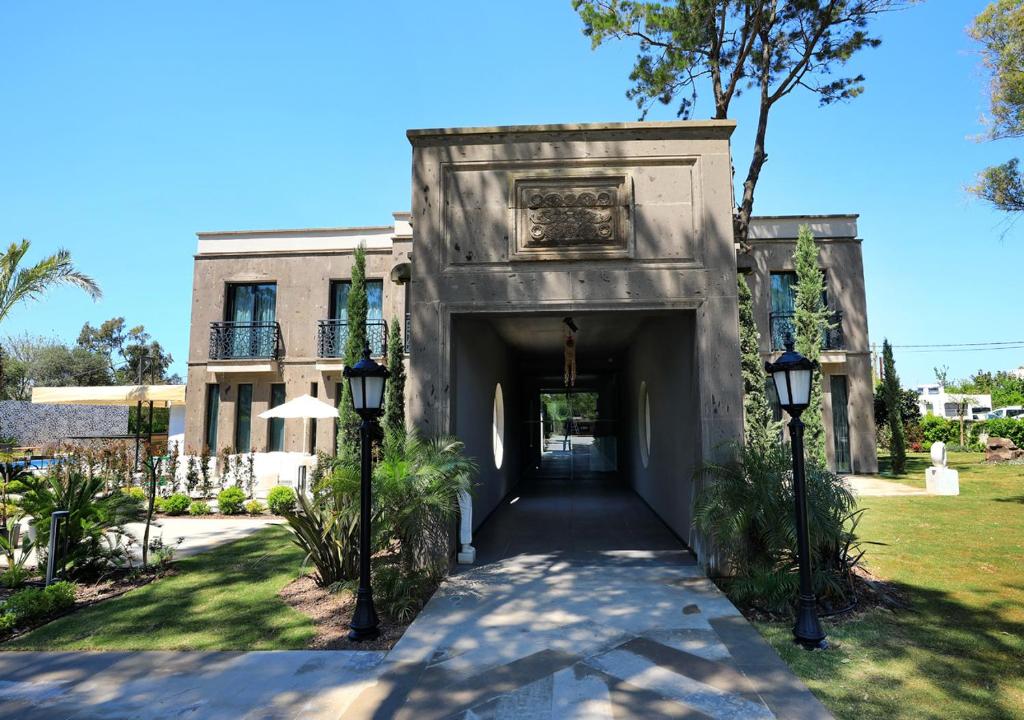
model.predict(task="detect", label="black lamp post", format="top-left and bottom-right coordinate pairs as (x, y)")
top-left (765, 337), bottom-right (828, 651)
top-left (343, 344), bottom-right (389, 642)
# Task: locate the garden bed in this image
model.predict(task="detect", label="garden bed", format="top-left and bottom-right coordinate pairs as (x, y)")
top-left (278, 574), bottom-right (412, 651)
top-left (1, 566), bottom-right (172, 643)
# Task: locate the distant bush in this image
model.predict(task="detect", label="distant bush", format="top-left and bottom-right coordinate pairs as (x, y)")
top-left (244, 500), bottom-right (265, 516)
top-left (217, 487), bottom-right (246, 515)
top-left (920, 415), bottom-right (957, 445)
top-left (973, 418), bottom-right (1024, 448)
top-left (188, 500), bottom-right (211, 516)
top-left (163, 493), bottom-right (191, 516)
top-left (124, 486), bottom-right (146, 503)
top-left (266, 486), bottom-right (296, 515)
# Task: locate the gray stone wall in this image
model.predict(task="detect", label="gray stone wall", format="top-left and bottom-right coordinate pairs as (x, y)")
top-left (0, 401), bottom-right (128, 447)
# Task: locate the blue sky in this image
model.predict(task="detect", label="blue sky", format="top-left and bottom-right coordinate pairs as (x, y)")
top-left (1, 1), bottom-right (1020, 388)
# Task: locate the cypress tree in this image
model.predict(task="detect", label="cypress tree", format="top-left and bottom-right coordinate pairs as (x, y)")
top-left (793, 225), bottom-right (830, 468)
top-left (738, 275), bottom-right (779, 455)
top-left (337, 245), bottom-right (368, 458)
top-left (382, 316), bottom-right (406, 444)
top-left (881, 339), bottom-right (907, 474)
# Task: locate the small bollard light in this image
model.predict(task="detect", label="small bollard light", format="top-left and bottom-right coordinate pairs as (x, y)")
top-left (45, 510), bottom-right (70, 586)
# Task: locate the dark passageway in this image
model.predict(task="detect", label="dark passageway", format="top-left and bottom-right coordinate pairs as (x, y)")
top-left (470, 474), bottom-right (692, 565)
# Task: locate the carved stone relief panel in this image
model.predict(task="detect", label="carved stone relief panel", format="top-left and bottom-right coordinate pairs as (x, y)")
top-left (511, 174), bottom-right (632, 260)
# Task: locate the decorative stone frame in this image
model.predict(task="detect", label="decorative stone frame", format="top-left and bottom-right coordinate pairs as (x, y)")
top-left (508, 172), bottom-right (634, 261)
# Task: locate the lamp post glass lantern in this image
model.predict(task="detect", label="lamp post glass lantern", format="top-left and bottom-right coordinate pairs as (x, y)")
top-left (765, 336), bottom-right (828, 650)
top-left (343, 344), bottom-right (389, 641)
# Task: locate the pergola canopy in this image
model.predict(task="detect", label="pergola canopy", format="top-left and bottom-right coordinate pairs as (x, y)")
top-left (31, 385), bottom-right (186, 407)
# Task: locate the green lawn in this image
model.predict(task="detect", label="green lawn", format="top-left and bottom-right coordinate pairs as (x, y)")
top-left (7, 525), bottom-right (315, 650)
top-left (759, 452), bottom-right (1024, 719)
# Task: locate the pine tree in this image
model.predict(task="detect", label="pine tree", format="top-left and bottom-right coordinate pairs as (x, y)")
top-left (383, 316), bottom-right (406, 443)
top-left (793, 225), bottom-right (830, 468)
top-left (337, 245), bottom-right (368, 458)
top-left (881, 339), bottom-right (906, 474)
top-left (738, 275), bottom-right (779, 455)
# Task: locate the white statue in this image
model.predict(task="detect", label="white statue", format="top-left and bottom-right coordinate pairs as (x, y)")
top-left (925, 441), bottom-right (959, 496)
top-left (457, 489), bottom-right (476, 564)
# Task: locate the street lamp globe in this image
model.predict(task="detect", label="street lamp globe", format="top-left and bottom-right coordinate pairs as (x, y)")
top-left (343, 345), bottom-right (389, 417)
top-left (765, 336), bottom-right (816, 415)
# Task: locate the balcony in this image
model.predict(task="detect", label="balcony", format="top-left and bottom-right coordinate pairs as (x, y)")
top-left (209, 321), bottom-right (281, 360)
top-left (770, 310), bottom-right (844, 352)
top-left (317, 319), bottom-right (388, 359)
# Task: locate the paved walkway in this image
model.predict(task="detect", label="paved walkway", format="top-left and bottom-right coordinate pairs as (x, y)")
top-left (0, 651), bottom-right (384, 719)
top-left (123, 516), bottom-right (284, 559)
top-left (344, 476), bottom-right (832, 719)
top-left (844, 474), bottom-right (929, 497)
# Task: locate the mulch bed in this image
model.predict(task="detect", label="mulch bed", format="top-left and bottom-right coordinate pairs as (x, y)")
top-left (0, 566), bottom-right (173, 643)
top-left (720, 567), bottom-right (910, 626)
top-left (278, 574), bottom-right (412, 651)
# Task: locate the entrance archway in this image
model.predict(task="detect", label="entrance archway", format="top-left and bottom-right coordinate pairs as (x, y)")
top-left (451, 310), bottom-right (700, 563)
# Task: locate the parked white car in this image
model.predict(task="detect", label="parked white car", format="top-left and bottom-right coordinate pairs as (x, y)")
top-left (985, 406), bottom-right (1024, 420)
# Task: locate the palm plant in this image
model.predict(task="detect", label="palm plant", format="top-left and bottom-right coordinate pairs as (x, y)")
top-left (0, 240), bottom-right (101, 323)
top-left (282, 432), bottom-right (476, 596)
top-left (17, 463), bottom-right (138, 580)
top-left (374, 434), bottom-right (476, 576)
top-left (0, 240), bottom-right (101, 397)
top-left (695, 442), bottom-right (863, 615)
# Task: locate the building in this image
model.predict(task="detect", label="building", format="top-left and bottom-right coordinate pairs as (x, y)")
top-left (184, 121), bottom-right (877, 564)
top-left (915, 383), bottom-right (993, 419)
top-left (743, 215), bottom-right (876, 474)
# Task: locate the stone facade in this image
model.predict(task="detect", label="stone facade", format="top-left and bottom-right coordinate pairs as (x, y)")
top-left (183, 217), bottom-right (412, 456)
top-left (182, 120), bottom-right (878, 565)
top-left (744, 216), bottom-right (878, 474)
top-left (0, 400), bottom-right (128, 447)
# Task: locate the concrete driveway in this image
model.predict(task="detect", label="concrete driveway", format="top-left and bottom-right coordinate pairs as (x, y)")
top-left (124, 516), bottom-right (284, 560)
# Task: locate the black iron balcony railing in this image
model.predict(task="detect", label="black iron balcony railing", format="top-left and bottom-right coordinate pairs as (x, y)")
top-left (209, 321), bottom-right (281, 360)
top-left (770, 310), bottom-right (844, 352)
top-left (317, 319), bottom-right (388, 358)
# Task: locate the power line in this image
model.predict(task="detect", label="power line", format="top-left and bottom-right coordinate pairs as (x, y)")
top-left (891, 340), bottom-right (1024, 348)
top-left (899, 345), bottom-right (1024, 354)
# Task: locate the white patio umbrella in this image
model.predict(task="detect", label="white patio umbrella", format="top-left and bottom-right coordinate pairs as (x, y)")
top-left (258, 394), bottom-right (338, 455)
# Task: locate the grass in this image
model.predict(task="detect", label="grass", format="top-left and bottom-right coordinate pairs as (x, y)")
top-left (6, 525), bottom-right (315, 650)
top-left (758, 452), bottom-right (1024, 719)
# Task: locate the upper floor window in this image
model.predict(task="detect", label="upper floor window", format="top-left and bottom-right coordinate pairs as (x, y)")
top-left (211, 283), bottom-right (279, 359)
top-left (228, 283), bottom-right (276, 324)
top-left (321, 279), bottom-right (386, 357)
top-left (769, 271), bottom-right (839, 351)
top-left (330, 280), bottom-right (383, 322)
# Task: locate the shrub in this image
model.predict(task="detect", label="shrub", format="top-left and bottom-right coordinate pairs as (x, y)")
top-left (284, 433), bottom-right (476, 587)
top-left (124, 486), bottom-right (146, 503)
top-left (163, 493), bottom-right (191, 516)
top-left (371, 564), bottom-right (435, 623)
top-left (973, 418), bottom-right (1024, 448)
top-left (920, 415), bottom-right (957, 445)
top-left (17, 466), bottom-right (137, 580)
top-left (188, 500), bottom-right (211, 516)
top-left (695, 442), bottom-right (862, 615)
top-left (1, 580), bottom-right (77, 628)
top-left (245, 500), bottom-right (265, 515)
top-left (217, 487), bottom-right (246, 515)
top-left (153, 497), bottom-right (166, 513)
top-left (266, 486), bottom-right (296, 515)
top-left (0, 565), bottom-right (31, 589)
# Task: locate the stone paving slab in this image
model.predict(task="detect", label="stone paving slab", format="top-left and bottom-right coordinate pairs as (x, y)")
top-left (345, 551), bottom-right (833, 719)
top-left (0, 650), bottom-right (385, 719)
